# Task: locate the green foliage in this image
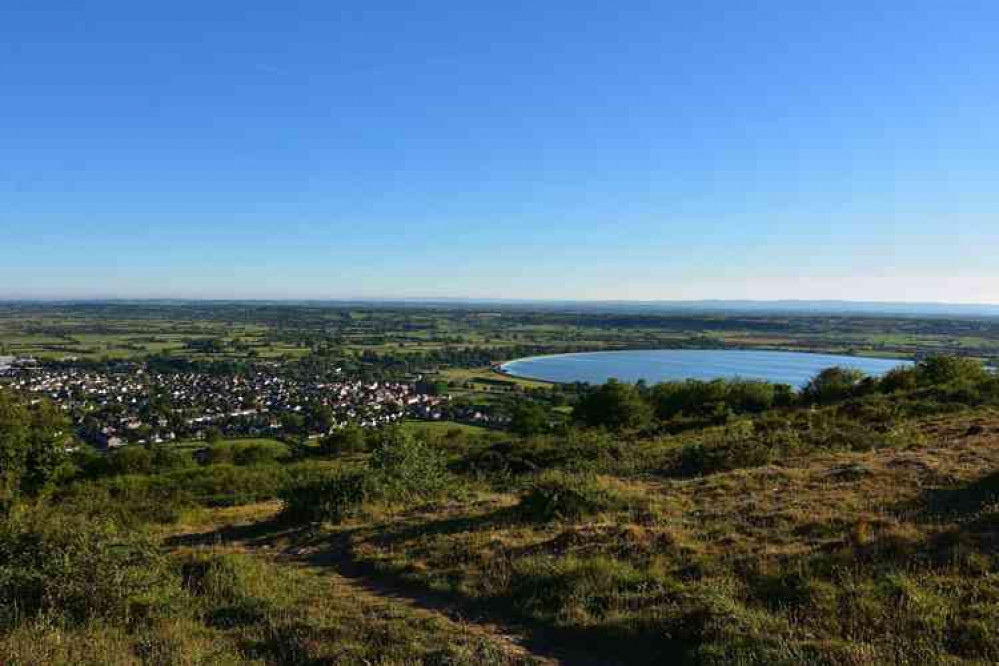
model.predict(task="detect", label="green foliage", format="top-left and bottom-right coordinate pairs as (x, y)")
top-left (56, 462), bottom-right (319, 525)
top-left (205, 439), bottom-right (289, 466)
top-left (279, 468), bottom-right (375, 524)
top-left (0, 391), bottom-right (70, 514)
top-left (573, 379), bottom-right (653, 431)
top-left (107, 446), bottom-right (153, 475)
top-left (369, 428), bottom-right (448, 498)
top-left (518, 471), bottom-right (626, 522)
top-left (916, 355), bottom-right (989, 387)
top-left (879, 365), bottom-right (919, 393)
top-left (0, 391), bottom-right (29, 512)
top-left (0, 511), bottom-right (180, 628)
top-left (801, 367), bottom-right (866, 404)
top-left (282, 430), bottom-right (449, 524)
top-left (319, 424), bottom-right (368, 455)
top-left (149, 444), bottom-right (197, 473)
top-left (652, 378), bottom-right (779, 420)
top-left (459, 428), bottom-right (643, 480)
top-left (510, 401), bottom-right (549, 436)
top-left (677, 419), bottom-right (797, 476)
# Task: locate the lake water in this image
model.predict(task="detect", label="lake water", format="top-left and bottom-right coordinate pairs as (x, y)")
top-left (500, 349), bottom-right (912, 388)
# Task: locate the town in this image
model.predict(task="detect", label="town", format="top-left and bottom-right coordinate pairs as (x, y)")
top-left (1, 356), bottom-right (464, 448)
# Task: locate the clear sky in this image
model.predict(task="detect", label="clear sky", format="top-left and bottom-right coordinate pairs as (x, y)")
top-left (2, 1), bottom-right (997, 302)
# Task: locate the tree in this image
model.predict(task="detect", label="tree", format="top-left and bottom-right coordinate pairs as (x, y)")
top-left (510, 401), bottom-right (548, 436)
top-left (307, 405), bottom-right (335, 434)
top-left (879, 366), bottom-right (918, 393)
top-left (0, 391), bottom-right (70, 511)
top-left (916, 356), bottom-right (988, 387)
top-left (280, 413), bottom-right (306, 436)
top-left (801, 367), bottom-right (865, 405)
top-left (320, 424), bottom-right (367, 455)
top-left (573, 379), bottom-right (653, 431)
top-left (108, 446), bottom-right (153, 475)
top-left (0, 391), bottom-right (29, 513)
top-left (22, 400), bottom-right (70, 495)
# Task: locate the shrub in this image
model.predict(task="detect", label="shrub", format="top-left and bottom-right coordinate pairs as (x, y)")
top-left (319, 424), bottom-right (368, 455)
top-left (510, 401), bottom-right (549, 436)
top-left (0, 511), bottom-right (181, 628)
top-left (801, 367), bottom-right (866, 405)
top-left (149, 445), bottom-right (196, 473)
top-left (458, 429), bottom-right (636, 479)
top-left (574, 379), bottom-right (653, 431)
top-left (518, 471), bottom-right (625, 522)
top-left (107, 446), bottom-right (153, 475)
top-left (652, 379), bottom-right (778, 420)
top-left (1, 392), bottom-right (71, 513)
top-left (369, 430), bottom-right (448, 498)
top-left (280, 433), bottom-right (449, 524)
top-left (917, 356), bottom-right (988, 387)
top-left (279, 469), bottom-right (375, 524)
top-left (676, 420), bottom-right (791, 476)
top-left (879, 366), bottom-right (919, 393)
top-left (205, 440), bottom-right (289, 466)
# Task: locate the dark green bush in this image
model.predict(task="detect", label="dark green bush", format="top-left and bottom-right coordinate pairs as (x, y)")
top-left (205, 440), bottom-right (290, 466)
top-left (801, 367), bottom-right (866, 405)
top-left (319, 424), bottom-right (368, 455)
top-left (107, 446), bottom-right (153, 475)
top-left (281, 433), bottom-right (449, 524)
top-left (574, 379), bottom-right (653, 431)
top-left (0, 512), bottom-right (180, 628)
top-left (370, 430), bottom-right (448, 498)
top-left (652, 378), bottom-right (780, 420)
top-left (518, 471), bottom-right (625, 522)
top-left (279, 469), bottom-right (375, 523)
top-left (458, 428), bottom-right (635, 479)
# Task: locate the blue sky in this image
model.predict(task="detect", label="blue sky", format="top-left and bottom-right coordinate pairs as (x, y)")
top-left (2, 1), bottom-right (997, 301)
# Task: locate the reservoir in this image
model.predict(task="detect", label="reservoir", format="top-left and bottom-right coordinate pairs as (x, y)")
top-left (500, 349), bottom-right (912, 388)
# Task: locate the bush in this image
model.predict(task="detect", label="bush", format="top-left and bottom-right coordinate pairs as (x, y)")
top-left (279, 469), bottom-right (375, 524)
top-left (652, 379), bottom-right (778, 420)
top-left (510, 401), bottom-right (549, 436)
top-left (916, 356), bottom-right (988, 387)
top-left (281, 432), bottom-right (449, 524)
top-left (206, 440), bottom-right (289, 466)
top-left (518, 471), bottom-right (625, 522)
top-left (801, 367), bottom-right (866, 405)
top-left (107, 446), bottom-right (153, 475)
top-left (149, 445), bottom-right (197, 473)
top-left (574, 380), bottom-right (653, 431)
top-left (370, 429), bottom-right (448, 498)
top-left (0, 511), bottom-right (181, 628)
top-left (54, 462), bottom-right (313, 526)
top-left (676, 420), bottom-right (789, 476)
top-left (319, 425), bottom-right (368, 455)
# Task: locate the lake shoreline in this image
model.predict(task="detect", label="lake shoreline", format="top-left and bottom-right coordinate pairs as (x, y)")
top-left (499, 348), bottom-right (913, 387)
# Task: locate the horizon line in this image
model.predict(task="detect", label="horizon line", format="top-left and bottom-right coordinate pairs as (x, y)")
top-left (2, 296), bottom-right (999, 309)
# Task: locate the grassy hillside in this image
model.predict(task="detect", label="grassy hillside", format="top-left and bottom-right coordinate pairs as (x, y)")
top-left (3, 358), bottom-right (999, 664)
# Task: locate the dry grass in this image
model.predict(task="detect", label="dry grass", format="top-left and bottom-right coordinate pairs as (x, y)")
top-left (326, 410), bottom-right (999, 664)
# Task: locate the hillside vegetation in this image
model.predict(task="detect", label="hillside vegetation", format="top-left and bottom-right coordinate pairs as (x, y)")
top-left (2, 356), bottom-right (999, 664)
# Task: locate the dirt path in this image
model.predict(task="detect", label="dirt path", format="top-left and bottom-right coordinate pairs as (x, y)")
top-left (165, 510), bottom-right (606, 666)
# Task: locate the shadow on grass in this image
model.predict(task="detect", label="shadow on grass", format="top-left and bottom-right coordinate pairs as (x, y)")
top-left (167, 509), bottom-right (689, 666)
top-left (309, 536), bottom-right (685, 666)
top-left (913, 471), bottom-right (999, 521)
top-left (811, 470), bottom-right (999, 572)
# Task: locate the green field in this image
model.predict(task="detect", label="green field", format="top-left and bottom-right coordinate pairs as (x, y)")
top-left (400, 419), bottom-right (492, 436)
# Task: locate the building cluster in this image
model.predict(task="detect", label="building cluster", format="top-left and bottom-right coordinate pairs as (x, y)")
top-left (2, 360), bottom-right (453, 448)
